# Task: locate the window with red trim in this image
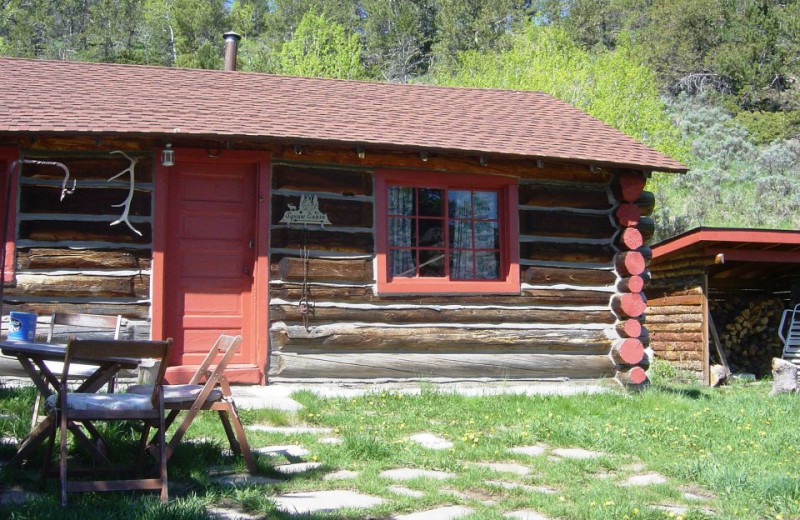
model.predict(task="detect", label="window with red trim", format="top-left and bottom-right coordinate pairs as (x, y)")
top-left (0, 148), bottom-right (18, 285)
top-left (376, 170), bottom-right (519, 294)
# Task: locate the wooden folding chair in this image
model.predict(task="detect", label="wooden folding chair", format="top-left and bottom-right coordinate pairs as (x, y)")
top-left (127, 334), bottom-right (255, 473)
top-left (41, 338), bottom-right (173, 506)
top-left (31, 312), bottom-right (123, 427)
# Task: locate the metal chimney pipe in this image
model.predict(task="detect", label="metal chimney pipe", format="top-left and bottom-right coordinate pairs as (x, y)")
top-left (223, 31), bottom-right (241, 72)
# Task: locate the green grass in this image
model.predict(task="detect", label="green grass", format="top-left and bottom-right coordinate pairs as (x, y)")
top-left (2, 370), bottom-right (800, 519)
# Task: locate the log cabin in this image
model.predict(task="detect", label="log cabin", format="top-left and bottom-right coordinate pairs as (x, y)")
top-left (0, 51), bottom-right (686, 386)
top-left (649, 227), bottom-right (800, 383)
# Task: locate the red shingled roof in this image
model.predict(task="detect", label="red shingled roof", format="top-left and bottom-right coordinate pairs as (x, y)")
top-left (0, 58), bottom-right (686, 172)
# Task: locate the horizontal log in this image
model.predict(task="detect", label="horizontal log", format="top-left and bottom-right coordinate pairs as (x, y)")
top-left (270, 228), bottom-right (373, 253)
top-left (650, 266), bottom-right (707, 279)
top-left (20, 185), bottom-right (151, 217)
top-left (611, 338), bottom-right (644, 364)
top-left (21, 221), bottom-right (152, 244)
top-left (521, 266), bottom-right (616, 286)
top-left (271, 194), bottom-right (373, 228)
top-left (646, 305), bottom-right (703, 315)
top-left (271, 257), bottom-right (373, 282)
top-left (646, 278), bottom-right (704, 293)
top-left (615, 366), bottom-right (647, 385)
top-left (634, 191), bottom-right (655, 217)
top-left (518, 183), bottom-right (611, 209)
top-left (655, 350), bottom-right (704, 361)
top-left (614, 172), bottom-right (646, 203)
top-left (1, 302), bottom-right (149, 320)
top-left (271, 323), bottom-right (613, 352)
top-left (637, 217), bottom-right (654, 244)
top-left (520, 242), bottom-right (615, 264)
top-left (6, 274), bottom-right (149, 298)
top-left (650, 341), bottom-right (703, 353)
top-left (615, 227), bottom-right (644, 250)
top-left (271, 304), bottom-right (615, 325)
top-left (16, 248), bottom-right (151, 270)
top-left (616, 319), bottom-right (642, 338)
top-left (611, 293), bottom-right (647, 318)
top-left (647, 294), bottom-right (703, 306)
top-left (644, 313), bottom-right (703, 324)
top-left (615, 203), bottom-right (641, 227)
top-left (649, 255), bottom-right (712, 273)
top-left (649, 332), bottom-right (704, 342)
top-left (270, 352), bottom-right (617, 379)
top-left (644, 322), bottom-right (704, 332)
top-left (518, 211), bottom-right (614, 239)
top-left (19, 155), bottom-right (154, 182)
top-left (272, 163), bottom-right (373, 196)
top-left (521, 289), bottom-right (611, 306)
top-left (617, 275), bottom-right (644, 293)
top-left (615, 251), bottom-right (646, 276)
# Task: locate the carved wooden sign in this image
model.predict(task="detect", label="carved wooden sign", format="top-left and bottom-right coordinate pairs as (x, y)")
top-left (279, 195), bottom-right (331, 228)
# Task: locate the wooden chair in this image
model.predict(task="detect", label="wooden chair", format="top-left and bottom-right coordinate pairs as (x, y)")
top-left (41, 338), bottom-right (173, 506)
top-left (127, 334), bottom-right (255, 473)
top-left (31, 312), bottom-right (123, 428)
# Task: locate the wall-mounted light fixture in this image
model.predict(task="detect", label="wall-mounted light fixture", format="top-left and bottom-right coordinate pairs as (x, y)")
top-left (294, 145), bottom-right (303, 155)
top-left (161, 143), bottom-right (175, 167)
top-left (419, 151), bottom-right (428, 162)
top-left (479, 155), bottom-right (488, 166)
top-left (357, 147), bottom-right (365, 159)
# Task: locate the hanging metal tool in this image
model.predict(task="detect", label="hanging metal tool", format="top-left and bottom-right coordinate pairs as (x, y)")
top-left (299, 228), bottom-right (314, 331)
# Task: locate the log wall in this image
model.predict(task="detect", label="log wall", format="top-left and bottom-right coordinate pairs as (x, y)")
top-left (268, 159), bottom-right (646, 381)
top-left (2, 149), bottom-right (153, 339)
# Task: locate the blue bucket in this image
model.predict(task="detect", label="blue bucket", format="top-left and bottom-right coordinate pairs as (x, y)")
top-left (8, 311), bottom-right (37, 341)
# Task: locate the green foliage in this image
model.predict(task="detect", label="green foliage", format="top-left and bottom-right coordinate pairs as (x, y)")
top-left (734, 110), bottom-right (800, 145)
top-left (434, 24), bottom-right (686, 161)
top-left (275, 9), bottom-right (366, 80)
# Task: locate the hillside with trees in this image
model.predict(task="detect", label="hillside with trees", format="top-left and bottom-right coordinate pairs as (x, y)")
top-left (1, 0), bottom-right (798, 241)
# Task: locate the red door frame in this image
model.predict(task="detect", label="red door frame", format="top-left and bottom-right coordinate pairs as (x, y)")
top-left (0, 147), bottom-right (20, 284)
top-left (152, 149), bottom-right (271, 384)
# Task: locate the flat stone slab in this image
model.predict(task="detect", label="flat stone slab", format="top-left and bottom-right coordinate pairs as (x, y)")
top-left (0, 490), bottom-right (41, 505)
top-left (620, 472), bottom-right (668, 486)
top-left (273, 462), bottom-right (322, 475)
top-left (389, 486), bottom-right (425, 498)
top-left (207, 506), bottom-right (262, 520)
top-left (230, 385), bottom-right (304, 411)
top-left (550, 447), bottom-right (606, 460)
top-left (274, 490), bottom-right (384, 514)
top-left (381, 468), bottom-right (455, 481)
top-left (510, 444), bottom-right (548, 457)
top-left (471, 461), bottom-right (530, 475)
top-left (248, 425), bottom-right (333, 435)
top-left (255, 445), bottom-right (310, 458)
top-left (409, 432), bottom-right (453, 450)
top-left (680, 485), bottom-right (716, 500)
top-left (486, 480), bottom-right (556, 494)
top-left (393, 505), bottom-right (473, 520)
top-left (213, 474), bottom-right (282, 487)
top-left (505, 511), bottom-right (552, 520)
top-left (319, 436), bottom-right (342, 444)
top-left (323, 470), bottom-right (360, 480)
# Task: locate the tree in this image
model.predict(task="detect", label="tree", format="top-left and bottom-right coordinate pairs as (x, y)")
top-left (275, 9), bottom-right (366, 80)
top-left (435, 23), bottom-right (686, 161)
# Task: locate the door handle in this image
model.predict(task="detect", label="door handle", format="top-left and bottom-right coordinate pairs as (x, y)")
top-left (248, 239), bottom-right (254, 249)
top-left (243, 266), bottom-right (250, 275)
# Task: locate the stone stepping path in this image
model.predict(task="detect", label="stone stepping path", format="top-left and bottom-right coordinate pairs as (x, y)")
top-left (323, 470), bottom-right (360, 480)
top-left (207, 506), bottom-right (261, 520)
top-left (274, 490), bottom-right (383, 514)
top-left (254, 445), bottom-right (309, 460)
top-left (470, 461), bottom-right (530, 476)
top-left (319, 436), bottom-right (342, 444)
top-left (381, 468), bottom-right (456, 481)
top-left (247, 425), bottom-right (332, 435)
top-left (619, 472), bottom-right (668, 486)
top-left (273, 462), bottom-right (322, 475)
top-left (509, 444), bottom-right (548, 457)
top-left (550, 447), bottom-right (606, 460)
top-left (0, 489), bottom-right (41, 506)
top-left (505, 511), bottom-right (552, 520)
top-left (409, 432), bottom-right (453, 450)
top-left (680, 484), bottom-right (717, 501)
top-left (389, 486), bottom-right (425, 498)
top-left (651, 503), bottom-right (716, 516)
top-left (213, 474), bottom-right (281, 487)
top-left (392, 505), bottom-right (473, 520)
top-left (486, 480), bottom-right (557, 494)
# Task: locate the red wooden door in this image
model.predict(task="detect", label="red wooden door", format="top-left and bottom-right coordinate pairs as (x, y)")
top-left (163, 161), bottom-right (260, 382)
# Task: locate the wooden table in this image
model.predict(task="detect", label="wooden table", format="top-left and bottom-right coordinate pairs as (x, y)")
top-left (0, 339), bottom-right (141, 468)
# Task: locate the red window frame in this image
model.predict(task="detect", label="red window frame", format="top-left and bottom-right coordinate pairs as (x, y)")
top-left (0, 147), bottom-right (19, 285)
top-left (375, 169), bottom-right (519, 294)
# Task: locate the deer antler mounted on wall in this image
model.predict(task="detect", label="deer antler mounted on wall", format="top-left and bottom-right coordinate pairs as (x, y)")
top-left (108, 151), bottom-right (142, 236)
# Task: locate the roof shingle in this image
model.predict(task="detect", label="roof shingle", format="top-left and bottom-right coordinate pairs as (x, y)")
top-left (0, 58), bottom-right (686, 172)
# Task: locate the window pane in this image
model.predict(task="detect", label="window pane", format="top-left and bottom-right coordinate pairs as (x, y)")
top-left (449, 220), bottom-right (473, 249)
top-left (390, 249), bottom-right (416, 277)
top-left (475, 251), bottom-right (500, 279)
top-left (418, 219), bottom-right (444, 247)
top-left (450, 251), bottom-right (474, 280)
top-left (418, 188), bottom-right (444, 216)
top-left (419, 250), bottom-right (445, 277)
top-left (388, 187), bottom-right (414, 216)
top-left (388, 217), bottom-right (413, 247)
top-left (474, 221), bottom-right (499, 249)
top-left (473, 191), bottom-right (498, 219)
top-left (448, 190), bottom-right (471, 218)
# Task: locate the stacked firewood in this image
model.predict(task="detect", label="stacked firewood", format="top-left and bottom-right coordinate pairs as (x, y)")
top-left (710, 296), bottom-right (785, 376)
